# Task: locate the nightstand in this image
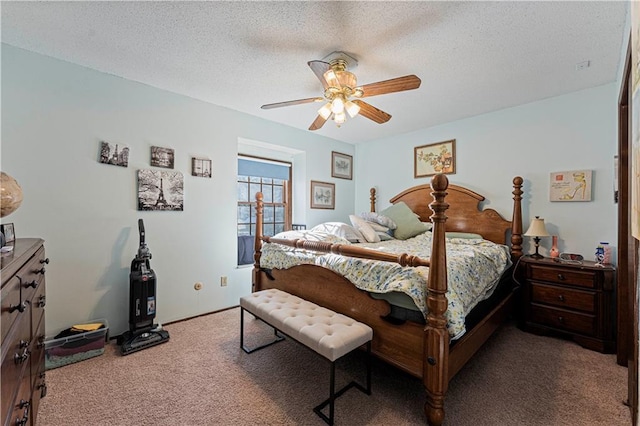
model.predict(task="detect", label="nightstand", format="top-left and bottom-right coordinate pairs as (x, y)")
top-left (518, 256), bottom-right (616, 353)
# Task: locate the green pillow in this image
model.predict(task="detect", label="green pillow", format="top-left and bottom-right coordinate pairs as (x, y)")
top-left (379, 202), bottom-right (430, 240)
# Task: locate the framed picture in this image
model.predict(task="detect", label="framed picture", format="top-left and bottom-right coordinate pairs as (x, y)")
top-left (331, 151), bottom-right (353, 180)
top-left (150, 146), bottom-right (175, 169)
top-left (550, 170), bottom-right (593, 202)
top-left (1, 223), bottom-right (15, 243)
top-left (98, 141), bottom-right (129, 167)
top-left (137, 169), bottom-right (184, 211)
top-left (414, 139), bottom-right (456, 178)
top-left (310, 180), bottom-right (335, 209)
top-left (191, 158), bottom-right (212, 178)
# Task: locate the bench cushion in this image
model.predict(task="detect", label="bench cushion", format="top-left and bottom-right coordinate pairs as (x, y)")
top-left (241, 289), bottom-right (373, 362)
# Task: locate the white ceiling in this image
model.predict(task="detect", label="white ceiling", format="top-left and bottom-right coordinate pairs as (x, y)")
top-left (0, 1), bottom-right (629, 144)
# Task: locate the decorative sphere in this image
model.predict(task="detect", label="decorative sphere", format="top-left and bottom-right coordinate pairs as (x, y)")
top-left (0, 172), bottom-right (23, 218)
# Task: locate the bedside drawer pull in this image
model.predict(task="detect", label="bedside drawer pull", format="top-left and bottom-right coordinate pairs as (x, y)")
top-left (9, 302), bottom-right (27, 313)
top-left (558, 295), bottom-right (565, 302)
top-left (24, 280), bottom-right (38, 289)
top-left (557, 273), bottom-right (566, 281)
top-left (37, 295), bottom-right (46, 308)
top-left (35, 267), bottom-right (46, 275)
top-left (558, 316), bottom-right (564, 323)
top-left (40, 258), bottom-right (50, 264)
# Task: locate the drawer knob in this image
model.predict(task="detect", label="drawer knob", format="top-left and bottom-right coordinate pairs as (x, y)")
top-left (38, 295), bottom-right (46, 308)
top-left (25, 280), bottom-right (37, 289)
top-left (558, 316), bottom-right (564, 323)
top-left (557, 273), bottom-right (566, 281)
top-left (35, 267), bottom-right (46, 275)
top-left (558, 295), bottom-right (565, 302)
top-left (40, 258), bottom-right (50, 264)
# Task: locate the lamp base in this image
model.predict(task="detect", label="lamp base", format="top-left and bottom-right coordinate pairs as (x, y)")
top-left (529, 253), bottom-right (544, 259)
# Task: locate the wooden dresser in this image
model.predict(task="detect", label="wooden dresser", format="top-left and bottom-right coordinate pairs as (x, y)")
top-left (1, 239), bottom-right (48, 426)
top-left (519, 256), bottom-right (616, 353)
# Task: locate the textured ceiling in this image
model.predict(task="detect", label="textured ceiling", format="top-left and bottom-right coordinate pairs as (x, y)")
top-left (0, 1), bottom-right (629, 144)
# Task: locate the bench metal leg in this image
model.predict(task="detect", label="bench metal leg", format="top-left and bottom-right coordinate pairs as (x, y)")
top-left (240, 307), bottom-right (285, 354)
top-left (313, 341), bottom-right (372, 425)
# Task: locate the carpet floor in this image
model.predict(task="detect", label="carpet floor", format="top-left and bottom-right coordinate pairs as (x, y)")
top-left (38, 307), bottom-right (631, 425)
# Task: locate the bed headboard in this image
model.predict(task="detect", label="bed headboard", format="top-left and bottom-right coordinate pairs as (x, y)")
top-left (382, 178), bottom-right (522, 247)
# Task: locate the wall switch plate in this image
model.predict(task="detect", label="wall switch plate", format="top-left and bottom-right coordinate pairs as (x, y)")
top-left (220, 276), bottom-right (227, 287)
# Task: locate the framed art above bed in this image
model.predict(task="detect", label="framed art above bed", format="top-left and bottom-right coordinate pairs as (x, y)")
top-left (414, 139), bottom-right (456, 178)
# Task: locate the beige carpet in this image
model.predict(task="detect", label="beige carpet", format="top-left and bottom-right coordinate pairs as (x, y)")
top-left (38, 307), bottom-right (631, 425)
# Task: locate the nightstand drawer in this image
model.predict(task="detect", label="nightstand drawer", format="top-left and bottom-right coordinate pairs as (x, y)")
top-left (530, 304), bottom-right (596, 336)
top-left (530, 282), bottom-right (595, 313)
top-left (528, 265), bottom-right (595, 289)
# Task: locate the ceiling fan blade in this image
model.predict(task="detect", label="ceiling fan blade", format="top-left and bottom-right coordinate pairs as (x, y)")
top-left (308, 60), bottom-right (331, 89)
top-left (352, 100), bottom-right (391, 124)
top-left (261, 97), bottom-right (323, 109)
top-left (309, 114), bottom-right (328, 131)
top-left (359, 75), bottom-right (421, 98)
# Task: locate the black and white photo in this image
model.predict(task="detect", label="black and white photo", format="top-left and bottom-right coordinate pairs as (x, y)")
top-left (137, 169), bottom-right (184, 211)
top-left (191, 157), bottom-right (212, 178)
top-left (99, 141), bottom-right (129, 167)
top-left (151, 146), bottom-right (175, 169)
top-left (331, 151), bottom-right (353, 180)
top-left (310, 180), bottom-right (335, 209)
top-left (1, 223), bottom-right (15, 243)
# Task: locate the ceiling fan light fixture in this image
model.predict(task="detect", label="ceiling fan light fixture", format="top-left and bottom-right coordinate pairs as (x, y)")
top-left (318, 102), bottom-right (332, 120)
top-left (334, 112), bottom-right (346, 125)
top-left (331, 97), bottom-right (345, 114)
top-left (345, 100), bottom-right (360, 118)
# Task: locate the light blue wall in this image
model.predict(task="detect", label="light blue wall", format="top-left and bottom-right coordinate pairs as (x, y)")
top-left (1, 43), bottom-right (622, 337)
top-left (1, 44), bottom-right (355, 336)
top-left (355, 83), bottom-right (618, 260)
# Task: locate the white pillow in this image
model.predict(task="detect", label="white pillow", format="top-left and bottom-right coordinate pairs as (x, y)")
top-left (310, 222), bottom-right (364, 243)
top-left (349, 215), bottom-right (380, 243)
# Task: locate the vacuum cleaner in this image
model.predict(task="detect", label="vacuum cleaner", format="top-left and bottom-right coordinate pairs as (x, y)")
top-left (119, 219), bottom-right (170, 355)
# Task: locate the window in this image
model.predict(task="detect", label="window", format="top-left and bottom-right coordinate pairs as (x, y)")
top-left (237, 156), bottom-right (291, 237)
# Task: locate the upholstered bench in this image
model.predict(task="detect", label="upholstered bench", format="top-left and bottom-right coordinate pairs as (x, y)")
top-left (240, 288), bottom-right (373, 425)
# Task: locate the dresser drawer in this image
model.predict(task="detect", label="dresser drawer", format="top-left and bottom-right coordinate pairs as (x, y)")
top-left (15, 246), bottom-right (46, 304)
top-left (529, 264), bottom-right (595, 289)
top-left (530, 304), bottom-right (596, 336)
top-left (530, 282), bottom-right (596, 313)
top-left (0, 310), bottom-right (31, 425)
top-left (1, 276), bottom-right (24, 342)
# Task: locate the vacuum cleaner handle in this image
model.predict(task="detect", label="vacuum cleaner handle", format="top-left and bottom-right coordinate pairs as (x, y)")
top-left (138, 219), bottom-right (146, 246)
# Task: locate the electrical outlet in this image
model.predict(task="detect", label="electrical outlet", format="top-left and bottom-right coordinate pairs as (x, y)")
top-left (220, 276), bottom-right (228, 287)
top-left (194, 282), bottom-right (203, 291)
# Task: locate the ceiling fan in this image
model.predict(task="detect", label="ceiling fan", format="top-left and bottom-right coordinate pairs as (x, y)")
top-left (260, 51), bottom-right (421, 131)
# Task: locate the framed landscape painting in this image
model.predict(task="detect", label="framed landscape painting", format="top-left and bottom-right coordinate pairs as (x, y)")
top-left (331, 151), bottom-right (353, 180)
top-left (310, 180), bottom-right (335, 209)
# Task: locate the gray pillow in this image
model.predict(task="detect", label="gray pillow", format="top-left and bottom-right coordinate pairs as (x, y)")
top-left (379, 202), bottom-right (430, 240)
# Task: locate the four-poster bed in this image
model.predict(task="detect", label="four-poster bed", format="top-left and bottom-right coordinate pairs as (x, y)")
top-left (251, 173), bottom-right (523, 425)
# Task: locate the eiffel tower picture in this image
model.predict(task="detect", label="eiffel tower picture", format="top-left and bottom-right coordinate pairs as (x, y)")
top-left (137, 170), bottom-right (184, 211)
top-left (155, 178), bottom-right (169, 207)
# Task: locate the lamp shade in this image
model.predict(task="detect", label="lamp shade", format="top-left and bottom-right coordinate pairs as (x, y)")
top-left (524, 216), bottom-right (550, 237)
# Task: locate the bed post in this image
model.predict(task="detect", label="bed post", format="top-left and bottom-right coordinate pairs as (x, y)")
top-left (252, 192), bottom-right (264, 292)
top-left (370, 187), bottom-right (376, 213)
top-left (510, 177), bottom-right (524, 260)
top-left (423, 173), bottom-right (450, 426)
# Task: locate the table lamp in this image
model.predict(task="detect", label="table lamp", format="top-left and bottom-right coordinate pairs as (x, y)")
top-left (524, 216), bottom-right (550, 259)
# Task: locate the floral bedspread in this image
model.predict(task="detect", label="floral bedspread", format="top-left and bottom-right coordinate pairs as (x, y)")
top-left (260, 230), bottom-right (512, 339)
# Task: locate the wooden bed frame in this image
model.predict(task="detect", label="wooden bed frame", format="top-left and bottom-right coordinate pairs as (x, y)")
top-left (252, 174), bottom-right (523, 425)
